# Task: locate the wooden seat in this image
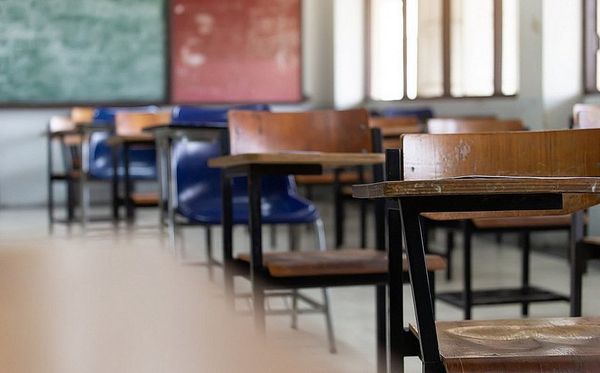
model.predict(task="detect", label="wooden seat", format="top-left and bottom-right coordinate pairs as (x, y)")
top-left (238, 250), bottom-right (446, 277)
top-left (472, 214), bottom-right (573, 229)
top-left (295, 171), bottom-right (362, 186)
top-left (413, 317), bottom-right (600, 372)
top-left (352, 128), bottom-right (600, 372)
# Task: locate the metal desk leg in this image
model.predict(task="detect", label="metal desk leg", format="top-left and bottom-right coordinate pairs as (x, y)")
top-left (571, 211), bottom-right (585, 316)
top-left (123, 143), bottom-right (134, 222)
top-left (111, 144), bottom-right (120, 222)
top-left (47, 131), bottom-right (54, 230)
top-left (399, 198), bottom-right (444, 373)
top-left (222, 173), bottom-right (234, 309)
top-left (388, 208), bottom-right (404, 372)
top-left (248, 171), bottom-right (266, 334)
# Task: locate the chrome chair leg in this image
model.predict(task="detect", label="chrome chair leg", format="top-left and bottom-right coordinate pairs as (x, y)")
top-left (314, 218), bottom-right (337, 353)
top-left (289, 225), bottom-right (299, 330)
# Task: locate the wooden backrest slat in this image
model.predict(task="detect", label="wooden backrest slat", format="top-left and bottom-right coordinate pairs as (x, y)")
top-left (70, 107), bottom-right (95, 123)
top-left (228, 109), bottom-right (372, 154)
top-left (427, 118), bottom-right (525, 134)
top-left (573, 104), bottom-right (600, 129)
top-left (115, 111), bottom-right (171, 136)
top-left (403, 129), bottom-right (600, 180)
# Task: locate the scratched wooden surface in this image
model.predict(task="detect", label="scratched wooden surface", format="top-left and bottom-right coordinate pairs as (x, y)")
top-left (436, 317), bottom-right (600, 373)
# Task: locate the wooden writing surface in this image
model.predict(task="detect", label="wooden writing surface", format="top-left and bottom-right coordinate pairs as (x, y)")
top-left (170, 0), bottom-right (302, 103)
top-left (0, 0), bottom-right (166, 105)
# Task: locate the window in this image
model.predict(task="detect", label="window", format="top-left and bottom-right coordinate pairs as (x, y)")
top-left (584, 0), bottom-right (600, 93)
top-left (368, 0), bottom-right (518, 101)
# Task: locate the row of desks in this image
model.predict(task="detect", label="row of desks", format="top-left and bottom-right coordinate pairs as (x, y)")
top-left (49, 123), bottom-right (599, 372)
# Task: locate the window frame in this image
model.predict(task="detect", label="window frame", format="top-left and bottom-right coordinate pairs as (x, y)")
top-left (366, 0), bottom-right (514, 101)
top-left (584, 0), bottom-right (599, 94)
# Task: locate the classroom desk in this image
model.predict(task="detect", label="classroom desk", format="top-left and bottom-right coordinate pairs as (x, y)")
top-left (353, 174), bottom-right (598, 372)
top-left (107, 134), bottom-right (156, 221)
top-left (0, 244), bottom-right (339, 373)
top-left (46, 122), bottom-right (113, 224)
top-left (143, 123), bottom-right (228, 227)
top-left (209, 152), bottom-right (386, 365)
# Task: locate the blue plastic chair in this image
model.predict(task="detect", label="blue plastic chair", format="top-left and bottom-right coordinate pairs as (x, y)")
top-left (170, 105), bottom-right (318, 226)
top-left (171, 104), bottom-right (270, 127)
top-left (169, 105), bottom-right (334, 352)
top-left (88, 106), bottom-right (159, 180)
top-left (80, 106), bottom-right (159, 224)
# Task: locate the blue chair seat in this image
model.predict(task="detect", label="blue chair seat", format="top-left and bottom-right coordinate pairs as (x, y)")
top-left (87, 107), bottom-right (159, 180)
top-left (173, 138), bottom-right (319, 226)
top-left (177, 191), bottom-right (319, 225)
top-left (88, 132), bottom-right (157, 180)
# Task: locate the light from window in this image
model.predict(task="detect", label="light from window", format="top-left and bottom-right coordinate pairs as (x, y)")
top-left (450, 0), bottom-right (494, 97)
top-left (368, 0), bottom-right (518, 100)
top-left (415, 0), bottom-right (443, 98)
top-left (502, 0), bottom-right (518, 95)
top-left (370, 0), bottom-right (404, 100)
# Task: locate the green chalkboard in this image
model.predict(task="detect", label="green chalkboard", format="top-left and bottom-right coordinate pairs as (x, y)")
top-left (0, 0), bottom-right (166, 105)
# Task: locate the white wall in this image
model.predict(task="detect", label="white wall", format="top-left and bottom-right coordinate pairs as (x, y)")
top-left (0, 109), bottom-right (66, 207)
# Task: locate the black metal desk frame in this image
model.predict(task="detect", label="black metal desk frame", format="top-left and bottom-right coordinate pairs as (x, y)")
top-left (382, 149), bottom-right (586, 372)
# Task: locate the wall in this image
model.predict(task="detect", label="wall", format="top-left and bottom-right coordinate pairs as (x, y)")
top-left (0, 0), bottom-right (590, 209)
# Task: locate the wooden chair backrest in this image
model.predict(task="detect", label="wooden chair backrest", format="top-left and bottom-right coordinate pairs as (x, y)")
top-left (114, 111), bottom-right (171, 136)
top-left (402, 129), bottom-right (600, 216)
top-left (369, 116), bottom-right (421, 149)
top-left (227, 109), bottom-right (373, 154)
top-left (70, 107), bottom-right (95, 123)
top-left (427, 118), bottom-right (525, 134)
top-left (573, 104), bottom-right (600, 129)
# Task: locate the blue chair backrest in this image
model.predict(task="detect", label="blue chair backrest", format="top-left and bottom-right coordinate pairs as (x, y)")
top-left (88, 106), bottom-right (159, 179)
top-left (92, 106), bottom-right (159, 126)
top-left (376, 107), bottom-right (434, 123)
top-left (171, 105), bottom-right (302, 210)
top-left (171, 104), bottom-right (270, 126)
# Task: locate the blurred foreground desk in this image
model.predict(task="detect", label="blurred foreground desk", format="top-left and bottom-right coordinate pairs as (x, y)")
top-left (0, 245), bottom-right (339, 373)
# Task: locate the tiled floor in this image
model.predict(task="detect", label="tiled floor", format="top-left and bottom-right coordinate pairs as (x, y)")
top-left (5, 202), bottom-right (600, 372)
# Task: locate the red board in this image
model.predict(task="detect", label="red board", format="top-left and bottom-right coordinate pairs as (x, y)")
top-left (170, 0), bottom-right (302, 103)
